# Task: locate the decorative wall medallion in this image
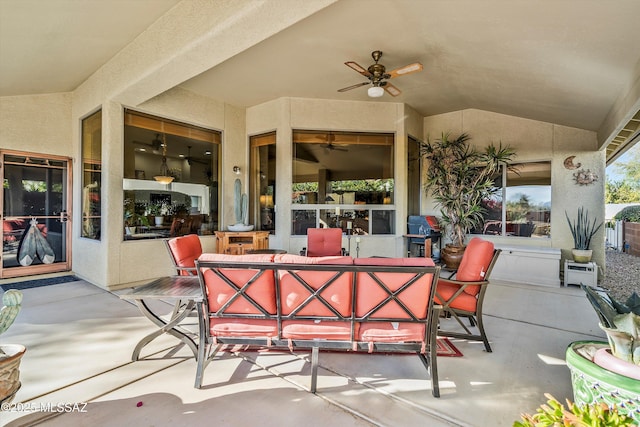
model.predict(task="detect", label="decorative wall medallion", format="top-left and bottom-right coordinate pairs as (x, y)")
top-left (564, 155), bottom-right (581, 170)
top-left (573, 168), bottom-right (598, 186)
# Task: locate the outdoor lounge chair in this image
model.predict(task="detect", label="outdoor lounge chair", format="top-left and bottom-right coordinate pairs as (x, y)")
top-left (300, 228), bottom-right (347, 256)
top-left (434, 237), bottom-right (501, 352)
top-left (165, 234), bottom-right (202, 276)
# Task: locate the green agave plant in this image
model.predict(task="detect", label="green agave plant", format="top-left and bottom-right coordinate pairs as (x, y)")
top-left (0, 290), bottom-right (23, 358)
top-left (582, 284), bottom-right (640, 364)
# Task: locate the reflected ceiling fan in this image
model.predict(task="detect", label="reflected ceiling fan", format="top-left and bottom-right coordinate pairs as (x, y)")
top-left (322, 134), bottom-right (348, 152)
top-left (132, 133), bottom-right (163, 153)
top-left (338, 50), bottom-right (423, 98)
top-left (184, 146), bottom-right (209, 165)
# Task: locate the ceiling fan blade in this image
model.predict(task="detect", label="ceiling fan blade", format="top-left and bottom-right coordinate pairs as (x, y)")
top-left (387, 62), bottom-right (423, 79)
top-left (345, 61), bottom-right (372, 77)
top-left (337, 81), bottom-right (370, 92)
top-left (384, 83), bottom-right (402, 97)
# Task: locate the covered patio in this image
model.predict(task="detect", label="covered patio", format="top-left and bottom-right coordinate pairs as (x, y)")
top-left (3, 276), bottom-right (604, 426)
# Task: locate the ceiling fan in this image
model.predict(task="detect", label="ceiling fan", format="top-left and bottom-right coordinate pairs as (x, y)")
top-left (322, 134), bottom-right (348, 152)
top-left (184, 146), bottom-right (209, 165)
top-left (132, 133), bottom-right (163, 153)
top-left (338, 50), bottom-right (423, 98)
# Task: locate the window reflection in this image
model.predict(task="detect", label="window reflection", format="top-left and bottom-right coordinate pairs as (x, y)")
top-left (291, 130), bottom-right (395, 236)
top-left (474, 162), bottom-right (551, 238)
top-left (123, 110), bottom-right (220, 240)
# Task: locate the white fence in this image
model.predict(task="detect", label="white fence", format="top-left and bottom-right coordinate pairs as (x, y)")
top-left (605, 220), bottom-right (624, 251)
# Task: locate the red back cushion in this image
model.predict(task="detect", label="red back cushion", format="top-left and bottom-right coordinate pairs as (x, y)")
top-left (198, 253), bottom-right (276, 315)
top-left (275, 254), bottom-right (353, 317)
top-left (306, 228), bottom-right (343, 257)
top-left (354, 257), bottom-right (434, 319)
top-left (167, 234), bottom-right (202, 275)
top-left (456, 238), bottom-right (495, 281)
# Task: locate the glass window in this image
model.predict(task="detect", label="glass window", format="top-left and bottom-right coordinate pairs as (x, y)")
top-left (474, 161), bottom-right (551, 238)
top-left (291, 130), bottom-right (394, 235)
top-left (123, 110), bottom-right (221, 240)
top-left (81, 110), bottom-right (102, 240)
top-left (250, 132), bottom-right (276, 234)
top-left (407, 136), bottom-right (421, 216)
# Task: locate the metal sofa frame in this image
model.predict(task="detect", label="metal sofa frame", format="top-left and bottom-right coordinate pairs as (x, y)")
top-left (194, 260), bottom-right (442, 397)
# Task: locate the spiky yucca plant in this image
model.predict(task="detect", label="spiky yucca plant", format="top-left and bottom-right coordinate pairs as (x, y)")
top-left (565, 207), bottom-right (603, 250)
top-left (420, 133), bottom-right (516, 247)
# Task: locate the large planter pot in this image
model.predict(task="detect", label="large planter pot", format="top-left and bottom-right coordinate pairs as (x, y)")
top-left (0, 344), bottom-right (26, 406)
top-left (441, 244), bottom-right (466, 269)
top-left (571, 249), bottom-right (593, 263)
top-left (566, 341), bottom-right (640, 423)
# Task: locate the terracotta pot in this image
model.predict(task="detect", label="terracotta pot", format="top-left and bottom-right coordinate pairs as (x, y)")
top-left (441, 244), bottom-right (466, 269)
top-left (0, 344), bottom-right (25, 406)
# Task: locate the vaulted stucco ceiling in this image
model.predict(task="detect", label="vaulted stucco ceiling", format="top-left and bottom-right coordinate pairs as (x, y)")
top-left (1, 0), bottom-right (639, 157)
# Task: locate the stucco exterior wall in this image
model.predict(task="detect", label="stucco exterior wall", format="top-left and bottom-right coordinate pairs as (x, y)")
top-left (0, 93), bottom-right (72, 156)
top-left (67, 84), bottom-right (244, 288)
top-left (423, 109), bottom-right (606, 278)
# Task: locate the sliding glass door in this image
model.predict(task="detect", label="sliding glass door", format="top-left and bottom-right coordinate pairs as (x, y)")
top-left (1, 151), bottom-right (72, 278)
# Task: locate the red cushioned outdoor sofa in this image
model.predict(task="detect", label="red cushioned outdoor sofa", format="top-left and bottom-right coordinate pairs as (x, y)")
top-left (194, 253), bottom-right (443, 397)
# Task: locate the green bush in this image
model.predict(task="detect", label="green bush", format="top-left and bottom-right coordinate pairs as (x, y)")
top-left (614, 205), bottom-right (640, 222)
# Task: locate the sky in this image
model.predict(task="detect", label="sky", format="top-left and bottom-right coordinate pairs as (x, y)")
top-left (606, 142), bottom-right (639, 182)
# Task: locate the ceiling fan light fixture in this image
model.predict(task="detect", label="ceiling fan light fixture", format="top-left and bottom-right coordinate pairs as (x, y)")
top-left (368, 86), bottom-right (384, 98)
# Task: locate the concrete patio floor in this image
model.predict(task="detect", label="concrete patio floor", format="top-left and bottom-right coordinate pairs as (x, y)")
top-left (1, 277), bottom-right (606, 426)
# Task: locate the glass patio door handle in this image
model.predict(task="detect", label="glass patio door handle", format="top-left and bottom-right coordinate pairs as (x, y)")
top-left (59, 210), bottom-right (69, 222)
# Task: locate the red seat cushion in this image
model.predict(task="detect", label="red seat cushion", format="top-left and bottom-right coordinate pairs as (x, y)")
top-left (282, 320), bottom-right (354, 340)
top-left (210, 318), bottom-right (278, 338)
top-left (435, 280), bottom-right (478, 312)
top-left (358, 322), bottom-right (425, 343)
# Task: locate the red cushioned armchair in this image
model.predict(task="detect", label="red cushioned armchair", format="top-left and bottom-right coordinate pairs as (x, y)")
top-left (165, 234), bottom-right (203, 276)
top-left (435, 237), bottom-right (501, 352)
top-left (300, 228), bottom-right (348, 256)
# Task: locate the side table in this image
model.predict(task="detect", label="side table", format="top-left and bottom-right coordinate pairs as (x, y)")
top-left (120, 276), bottom-right (202, 360)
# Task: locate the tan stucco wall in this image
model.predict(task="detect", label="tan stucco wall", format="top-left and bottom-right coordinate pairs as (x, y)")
top-left (0, 93), bottom-right (72, 156)
top-left (0, 91), bottom-right (607, 286)
top-left (423, 109), bottom-right (606, 277)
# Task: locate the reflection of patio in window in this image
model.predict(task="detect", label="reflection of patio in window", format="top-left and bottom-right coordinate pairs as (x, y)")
top-left (123, 110), bottom-right (221, 239)
top-left (474, 162), bottom-right (551, 238)
top-left (291, 130), bottom-right (395, 236)
top-left (292, 130), bottom-right (394, 205)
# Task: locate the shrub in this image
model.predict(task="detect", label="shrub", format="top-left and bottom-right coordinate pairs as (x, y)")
top-left (614, 205), bottom-right (640, 222)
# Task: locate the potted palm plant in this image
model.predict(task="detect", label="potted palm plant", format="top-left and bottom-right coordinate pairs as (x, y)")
top-left (565, 207), bottom-right (603, 263)
top-left (0, 290), bottom-right (25, 406)
top-left (420, 132), bottom-right (515, 268)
